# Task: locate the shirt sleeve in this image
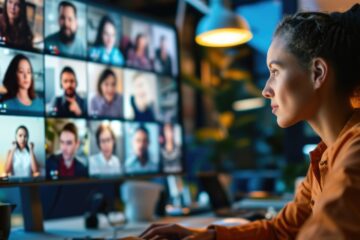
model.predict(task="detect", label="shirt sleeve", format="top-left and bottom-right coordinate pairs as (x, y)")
top-left (297, 137), bottom-right (360, 240)
top-left (210, 165), bottom-right (313, 240)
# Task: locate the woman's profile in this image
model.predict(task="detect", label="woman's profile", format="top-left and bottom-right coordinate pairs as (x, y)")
top-left (4, 125), bottom-right (39, 178)
top-left (139, 4), bottom-right (360, 240)
top-left (1, 54), bottom-right (44, 114)
top-left (88, 15), bottom-right (124, 65)
top-left (0, 0), bottom-right (34, 49)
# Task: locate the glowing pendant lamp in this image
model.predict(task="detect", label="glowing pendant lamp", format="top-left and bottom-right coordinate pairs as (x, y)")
top-left (195, 0), bottom-right (253, 47)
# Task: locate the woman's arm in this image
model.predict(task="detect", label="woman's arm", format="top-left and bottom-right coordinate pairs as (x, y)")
top-left (4, 142), bottom-right (17, 175)
top-left (297, 137), bottom-right (360, 239)
top-left (29, 142), bottom-right (39, 176)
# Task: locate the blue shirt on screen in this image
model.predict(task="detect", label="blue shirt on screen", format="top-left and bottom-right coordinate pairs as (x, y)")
top-left (3, 97), bottom-right (44, 114)
top-left (45, 32), bottom-right (86, 58)
top-left (88, 46), bottom-right (124, 65)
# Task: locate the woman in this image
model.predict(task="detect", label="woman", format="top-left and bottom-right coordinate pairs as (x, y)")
top-left (1, 54), bottom-right (44, 115)
top-left (130, 73), bottom-right (155, 121)
top-left (0, 0), bottom-right (33, 49)
top-left (160, 123), bottom-right (181, 173)
top-left (126, 33), bottom-right (152, 70)
top-left (139, 4), bottom-right (360, 240)
top-left (89, 124), bottom-right (121, 176)
top-left (88, 15), bottom-right (124, 65)
top-left (89, 68), bottom-right (123, 118)
top-left (5, 126), bottom-right (39, 178)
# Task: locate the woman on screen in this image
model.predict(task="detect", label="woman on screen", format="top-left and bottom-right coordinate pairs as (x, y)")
top-left (1, 54), bottom-right (44, 114)
top-left (89, 124), bottom-right (121, 176)
top-left (4, 125), bottom-right (39, 178)
top-left (139, 4), bottom-right (360, 240)
top-left (130, 73), bottom-right (155, 121)
top-left (126, 33), bottom-right (152, 71)
top-left (0, 0), bottom-right (33, 49)
top-left (88, 15), bottom-right (124, 65)
top-left (90, 68), bottom-right (123, 118)
top-left (160, 123), bottom-right (181, 173)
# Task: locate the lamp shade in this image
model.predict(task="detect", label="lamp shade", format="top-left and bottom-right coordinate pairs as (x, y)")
top-left (195, 0), bottom-right (253, 47)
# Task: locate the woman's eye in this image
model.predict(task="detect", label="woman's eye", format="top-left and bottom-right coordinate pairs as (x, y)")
top-left (270, 69), bottom-right (278, 76)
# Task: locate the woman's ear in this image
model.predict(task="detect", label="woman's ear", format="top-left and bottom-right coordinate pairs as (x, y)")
top-left (312, 58), bottom-right (328, 90)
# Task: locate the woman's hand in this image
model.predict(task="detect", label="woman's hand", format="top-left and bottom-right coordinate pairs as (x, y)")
top-left (29, 142), bottom-right (34, 152)
top-left (139, 223), bottom-right (215, 240)
top-left (11, 141), bottom-right (17, 151)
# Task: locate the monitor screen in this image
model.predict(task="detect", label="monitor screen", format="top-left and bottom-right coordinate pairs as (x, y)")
top-left (0, 0), bottom-right (183, 184)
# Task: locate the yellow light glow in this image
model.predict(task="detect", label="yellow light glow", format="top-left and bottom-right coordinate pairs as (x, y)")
top-left (196, 28), bottom-right (253, 47)
top-left (233, 97), bottom-right (265, 111)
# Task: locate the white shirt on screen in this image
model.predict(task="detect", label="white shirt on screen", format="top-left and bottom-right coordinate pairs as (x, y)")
top-left (12, 148), bottom-right (32, 178)
top-left (89, 152), bottom-right (121, 176)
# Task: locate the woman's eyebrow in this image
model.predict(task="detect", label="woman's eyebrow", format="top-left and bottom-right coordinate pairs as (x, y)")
top-left (268, 60), bottom-right (284, 68)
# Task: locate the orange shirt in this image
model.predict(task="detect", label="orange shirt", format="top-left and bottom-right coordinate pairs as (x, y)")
top-left (211, 110), bottom-right (360, 239)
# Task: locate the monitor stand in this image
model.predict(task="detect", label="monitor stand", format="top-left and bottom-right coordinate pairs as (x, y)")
top-left (20, 186), bottom-right (44, 232)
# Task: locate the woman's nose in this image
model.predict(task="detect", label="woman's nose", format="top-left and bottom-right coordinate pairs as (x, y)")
top-left (262, 81), bottom-right (273, 99)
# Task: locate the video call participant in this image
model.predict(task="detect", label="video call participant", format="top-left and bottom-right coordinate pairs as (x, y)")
top-left (126, 33), bottom-right (152, 71)
top-left (45, 1), bottom-right (86, 58)
top-left (88, 15), bottom-right (124, 65)
top-left (125, 125), bottom-right (157, 173)
top-left (160, 123), bottom-right (181, 173)
top-left (154, 36), bottom-right (172, 76)
top-left (130, 73), bottom-right (155, 121)
top-left (1, 54), bottom-right (44, 114)
top-left (89, 68), bottom-right (123, 118)
top-left (4, 125), bottom-right (39, 178)
top-left (89, 124), bottom-right (121, 176)
top-left (49, 66), bottom-right (86, 117)
top-left (46, 122), bottom-right (88, 178)
top-left (0, 0), bottom-right (33, 49)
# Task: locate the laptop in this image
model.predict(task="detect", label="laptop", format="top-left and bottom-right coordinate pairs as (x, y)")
top-left (197, 173), bottom-right (267, 221)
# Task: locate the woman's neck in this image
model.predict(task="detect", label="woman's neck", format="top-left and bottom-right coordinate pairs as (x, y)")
top-left (307, 97), bottom-right (353, 147)
top-left (17, 89), bottom-right (31, 105)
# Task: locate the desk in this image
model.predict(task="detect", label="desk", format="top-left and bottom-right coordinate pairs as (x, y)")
top-left (10, 214), bottom-right (224, 239)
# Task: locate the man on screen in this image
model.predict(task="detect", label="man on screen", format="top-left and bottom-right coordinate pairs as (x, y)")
top-left (49, 66), bottom-right (86, 117)
top-left (125, 125), bottom-right (158, 173)
top-left (45, 1), bottom-right (86, 57)
top-left (46, 122), bottom-right (88, 178)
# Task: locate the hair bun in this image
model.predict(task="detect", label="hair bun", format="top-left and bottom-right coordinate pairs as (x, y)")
top-left (331, 4), bottom-right (360, 30)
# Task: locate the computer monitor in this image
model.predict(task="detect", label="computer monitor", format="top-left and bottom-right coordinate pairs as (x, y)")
top-left (0, 0), bottom-right (184, 231)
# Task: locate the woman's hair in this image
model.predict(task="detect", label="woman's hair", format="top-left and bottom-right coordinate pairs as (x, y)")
top-left (15, 125), bottom-right (29, 152)
top-left (97, 68), bottom-right (117, 96)
top-left (2, 54), bottom-right (36, 101)
top-left (134, 33), bottom-right (149, 57)
top-left (1, 0), bottom-right (33, 48)
top-left (95, 124), bottom-right (116, 153)
top-left (94, 15), bottom-right (116, 47)
top-left (274, 4), bottom-right (360, 99)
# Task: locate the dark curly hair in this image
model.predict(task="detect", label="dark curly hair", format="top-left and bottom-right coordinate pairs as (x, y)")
top-left (94, 15), bottom-right (116, 47)
top-left (274, 4), bottom-right (360, 99)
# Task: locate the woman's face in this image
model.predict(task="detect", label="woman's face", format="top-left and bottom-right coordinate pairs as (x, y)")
top-left (17, 59), bottom-right (32, 91)
top-left (138, 35), bottom-right (148, 51)
top-left (16, 128), bottom-right (28, 149)
top-left (99, 128), bottom-right (115, 159)
top-left (6, 0), bottom-right (21, 23)
top-left (101, 75), bottom-right (116, 102)
top-left (102, 22), bottom-right (116, 50)
top-left (262, 36), bottom-right (318, 128)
